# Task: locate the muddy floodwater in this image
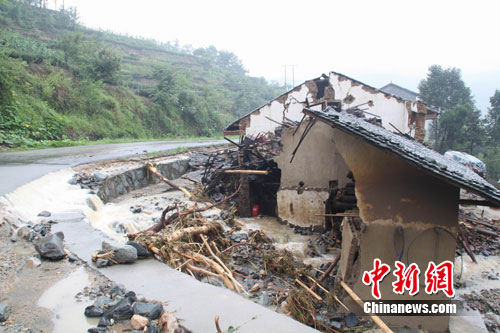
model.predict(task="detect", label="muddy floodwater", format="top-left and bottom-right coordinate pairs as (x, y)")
top-left (38, 267), bottom-right (97, 332)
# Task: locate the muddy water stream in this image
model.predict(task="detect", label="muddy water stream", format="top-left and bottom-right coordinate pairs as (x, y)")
top-left (240, 216), bottom-right (338, 266)
top-left (38, 267), bottom-right (97, 332)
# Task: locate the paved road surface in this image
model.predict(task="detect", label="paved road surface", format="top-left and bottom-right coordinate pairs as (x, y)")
top-left (0, 140), bottom-right (224, 195)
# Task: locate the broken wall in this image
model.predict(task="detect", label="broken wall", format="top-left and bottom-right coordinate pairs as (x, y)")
top-left (332, 128), bottom-right (459, 331)
top-left (235, 72), bottom-right (427, 140)
top-left (275, 121), bottom-right (350, 228)
top-left (328, 72), bottom-right (415, 135)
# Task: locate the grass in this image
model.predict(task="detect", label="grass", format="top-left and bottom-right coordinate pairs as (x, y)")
top-left (0, 136), bottom-right (234, 152)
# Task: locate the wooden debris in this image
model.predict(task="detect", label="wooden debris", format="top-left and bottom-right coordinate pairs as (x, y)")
top-left (295, 279), bottom-right (323, 302)
top-left (311, 254), bottom-right (340, 292)
top-left (146, 162), bottom-right (192, 198)
top-left (340, 281), bottom-right (394, 333)
top-left (222, 169), bottom-right (269, 175)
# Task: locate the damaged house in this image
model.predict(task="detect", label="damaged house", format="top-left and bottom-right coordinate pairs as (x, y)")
top-left (225, 72), bottom-right (437, 228)
top-left (221, 72), bottom-right (500, 331)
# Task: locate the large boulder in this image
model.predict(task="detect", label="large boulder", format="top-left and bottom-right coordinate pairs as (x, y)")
top-left (35, 232), bottom-right (65, 260)
top-left (102, 241), bottom-right (137, 264)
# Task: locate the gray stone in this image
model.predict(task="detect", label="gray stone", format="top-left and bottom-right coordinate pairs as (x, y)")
top-left (103, 299), bottom-right (134, 320)
top-left (132, 302), bottom-right (163, 320)
top-left (68, 178), bottom-right (78, 185)
top-left (93, 170), bottom-right (107, 182)
top-left (96, 258), bottom-right (110, 268)
top-left (330, 320), bottom-right (342, 331)
top-left (0, 304), bottom-right (10, 322)
top-left (344, 312), bottom-right (359, 328)
top-left (126, 242), bottom-right (149, 258)
top-left (94, 297), bottom-right (113, 310)
top-left (145, 323), bottom-right (159, 333)
top-left (85, 305), bottom-right (104, 317)
top-left (37, 211), bottom-right (51, 217)
top-left (88, 327), bottom-right (106, 333)
top-left (35, 232), bottom-right (65, 260)
top-left (97, 315), bottom-right (112, 327)
top-left (16, 225), bottom-right (33, 241)
top-left (102, 241), bottom-right (137, 264)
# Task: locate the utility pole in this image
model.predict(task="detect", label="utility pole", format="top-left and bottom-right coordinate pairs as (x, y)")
top-left (283, 65), bottom-right (287, 90)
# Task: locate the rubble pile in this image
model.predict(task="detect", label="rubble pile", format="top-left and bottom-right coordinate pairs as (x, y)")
top-left (459, 210), bottom-right (500, 258)
top-left (462, 288), bottom-right (500, 332)
top-left (81, 282), bottom-right (186, 333)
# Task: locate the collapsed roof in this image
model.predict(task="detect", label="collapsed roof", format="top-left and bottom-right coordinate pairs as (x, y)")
top-left (303, 107), bottom-right (500, 207)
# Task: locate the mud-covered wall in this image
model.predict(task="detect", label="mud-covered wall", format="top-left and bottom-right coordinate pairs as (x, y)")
top-left (275, 121), bottom-right (350, 228)
top-left (332, 129), bottom-right (459, 331)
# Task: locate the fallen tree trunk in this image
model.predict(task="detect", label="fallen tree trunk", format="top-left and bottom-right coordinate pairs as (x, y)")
top-left (165, 223), bottom-right (219, 243)
top-left (146, 162), bottom-right (192, 198)
top-left (222, 170), bottom-right (269, 175)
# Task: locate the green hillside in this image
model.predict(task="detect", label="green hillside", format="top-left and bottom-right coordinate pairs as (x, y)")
top-left (0, 0), bottom-right (283, 148)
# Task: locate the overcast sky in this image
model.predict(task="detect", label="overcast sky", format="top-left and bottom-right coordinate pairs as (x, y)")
top-left (59, 0), bottom-right (499, 112)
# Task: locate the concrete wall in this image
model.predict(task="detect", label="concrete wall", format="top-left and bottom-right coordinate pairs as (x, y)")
top-left (275, 121), bottom-right (350, 228)
top-left (97, 157), bottom-right (190, 202)
top-left (333, 129), bottom-right (459, 331)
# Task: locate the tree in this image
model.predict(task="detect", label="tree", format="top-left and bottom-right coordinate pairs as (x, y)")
top-left (485, 90), bottom-right (500, 145)
top-left (92, 48), bottom-right (121, 84)
top-left (418, 65), bottom-right (480, 153)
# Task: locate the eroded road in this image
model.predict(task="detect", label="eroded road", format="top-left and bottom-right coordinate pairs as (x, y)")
top-left (0, 140), bottom-right (224, 195)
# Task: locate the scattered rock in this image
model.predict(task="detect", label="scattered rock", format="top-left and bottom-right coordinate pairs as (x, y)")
top-left (109, 285), bottom-right (126, 298)
top-left (131, 314), bottom-right (149, 330)
top-left (88, 327), bottom-right (106, 333)
top-left (103, 299), bottom-right (134, 320)
top-left (84, 305), bottom-right (104, 317)
top-left (35, 232), bottom-right (66, 260)
top-left (127, 241), bottom-right (149, 258)
top-left (0, 303), bottom-right (10, 322)
top-left (250, 283), bottom-right (260, 293)
top-left (37, 211), bottom-right (51, 217)
top-left (95, 258), bottom-right (110, 268)
top-left (146, 323), bottom-right (160, 333)
top-left (16, 225), bottom-right (33, 241)
top-left (94, 297), bottom-right (113, 310)
top-left (159, 310), bottom-right (179, 333)
top-left (25, 257), bottom-right (41, 269)
top-left (344, 312), bottom-right (359, 328)
top-left (125, 291), bottom-right (137, 303)
top-left (97, 316), bottom-right (112, 327)
top-left (330, 320), bottom-right (342, 331)
top-left (133, 302), bottom-right (163, 320)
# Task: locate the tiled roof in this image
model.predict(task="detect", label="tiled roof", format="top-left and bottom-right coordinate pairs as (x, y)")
top-left (303, 107), bottom-right (500, 206)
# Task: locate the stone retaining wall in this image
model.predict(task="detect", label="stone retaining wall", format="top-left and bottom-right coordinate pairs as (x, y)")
top-left (97, 157), bottom-right (190, 202)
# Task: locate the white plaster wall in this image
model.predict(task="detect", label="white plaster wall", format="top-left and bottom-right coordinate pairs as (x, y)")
top-left (329, 72), bottom-right (410, 133)
top-left (245, 84), bottom-right (312, 137)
